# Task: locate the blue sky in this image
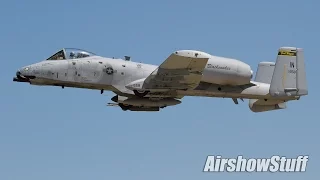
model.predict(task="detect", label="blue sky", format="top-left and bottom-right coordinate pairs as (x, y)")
top-left (0, 0), bottom-right (319, 179)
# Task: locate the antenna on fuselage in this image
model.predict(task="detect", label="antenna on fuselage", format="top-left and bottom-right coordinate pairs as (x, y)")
top-left (124, 56), bottom-right (131, 61)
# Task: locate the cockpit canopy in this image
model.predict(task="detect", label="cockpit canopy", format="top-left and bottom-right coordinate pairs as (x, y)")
top-left (46, 48), bottom-right (96, 60)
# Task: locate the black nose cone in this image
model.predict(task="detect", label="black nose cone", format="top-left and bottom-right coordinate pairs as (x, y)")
top-left (13, 70), bottom-right (30, 82)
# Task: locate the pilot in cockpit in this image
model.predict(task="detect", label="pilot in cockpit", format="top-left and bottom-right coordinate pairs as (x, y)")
top-left (69, 51), bottom-right (76, 59)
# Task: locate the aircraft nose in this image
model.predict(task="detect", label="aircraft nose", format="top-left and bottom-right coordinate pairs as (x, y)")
top-left (13, 66), bottom-right (36, 82)
top-left (19, 66), bottom-right (31, 75)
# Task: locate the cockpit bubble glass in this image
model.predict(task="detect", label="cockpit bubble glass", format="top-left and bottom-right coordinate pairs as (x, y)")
top-left (46, 48), bottom-right (96, 60)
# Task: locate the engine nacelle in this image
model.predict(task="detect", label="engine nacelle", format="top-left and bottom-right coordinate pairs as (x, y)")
top-left (201, 56), bottom-right (253, 85)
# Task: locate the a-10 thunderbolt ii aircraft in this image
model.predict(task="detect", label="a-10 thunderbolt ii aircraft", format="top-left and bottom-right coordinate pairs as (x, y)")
top-left (13, 47), bottom-right (308, 112)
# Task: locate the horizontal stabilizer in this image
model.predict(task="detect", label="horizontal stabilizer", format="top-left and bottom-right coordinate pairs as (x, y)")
top-left (249, 99), bottom-right (286, 112)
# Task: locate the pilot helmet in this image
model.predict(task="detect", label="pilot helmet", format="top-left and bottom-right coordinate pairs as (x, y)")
top-left (70, 51), bottom-right (75, 58)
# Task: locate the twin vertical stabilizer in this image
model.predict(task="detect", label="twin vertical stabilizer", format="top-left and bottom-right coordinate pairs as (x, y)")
top-left (269, 47), bottom-right (308, 97)
top-left (250, 47), bottom-right (308, 112)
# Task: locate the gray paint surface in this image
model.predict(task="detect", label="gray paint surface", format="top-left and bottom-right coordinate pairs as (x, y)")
top-left (14, 47), bottom-right (308, 112)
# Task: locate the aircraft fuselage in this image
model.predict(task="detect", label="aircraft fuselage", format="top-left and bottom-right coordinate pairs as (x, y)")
top-left (15, 55), bottom-right (294, 101)
top-left (15, 47), bottom-right (306, 112)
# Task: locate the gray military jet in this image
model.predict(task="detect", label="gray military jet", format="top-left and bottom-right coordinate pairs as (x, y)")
top-left (13, 47), bottom-right (308, 112)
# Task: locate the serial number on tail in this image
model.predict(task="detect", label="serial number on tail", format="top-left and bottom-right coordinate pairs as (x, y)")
top-left (288, 69), bottom-right (297, 74)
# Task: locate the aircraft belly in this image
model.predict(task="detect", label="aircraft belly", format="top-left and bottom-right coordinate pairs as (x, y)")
top-left (29, 77), bottom-right (116, 90)
top-left (176, 90), bottom-right (263, 99)
top-left (176, 82), bottom-right (295, 100)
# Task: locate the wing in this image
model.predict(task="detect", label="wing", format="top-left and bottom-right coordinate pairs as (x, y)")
top-left (143, 50), bottom-right (211, 90)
